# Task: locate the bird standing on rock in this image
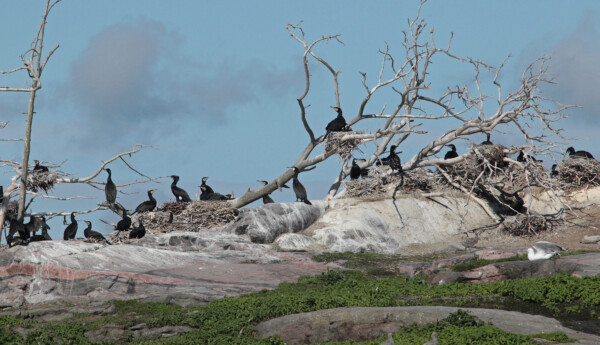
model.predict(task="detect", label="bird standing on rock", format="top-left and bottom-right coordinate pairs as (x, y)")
top-left (83, 220), bottom-right (110, 243)
top-left (104, 168), bottom-right (117, 204)
top-left (63, 212), bottom-right (78, 240)
top-left (291, 167), bottom-right (312, 205)
top-left (170, 175), bottom-right (192, 202)
top-left (527, 241), bottom-right (565, 261)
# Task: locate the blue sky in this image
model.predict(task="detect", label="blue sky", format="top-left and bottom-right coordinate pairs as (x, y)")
top-left (2, 0), bottom-right (600, 238)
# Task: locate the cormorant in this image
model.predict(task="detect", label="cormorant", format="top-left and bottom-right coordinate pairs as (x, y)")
top-left (517, 150), bottom-right (541, 163)
top-left (83, 220), bottom-right (109, 242)
top-left (325, 106), bottom-right (347, 138)
top-left (24, 216), bottom-right (44, 236)
top-left (200, 177), bottom-right (215, 200)
top-left (131, 190), bottom-right (157, 214)
top-left (350, 158), bottom-right (361, 180)
top-left (63, 212), bottom-right (78, 240)
top-left (257, 180), bottom-right (275, 204)
top-left (480, 133), bottom-right (493, 145)
top-left (7, 218), bottom-right (28, 246)
top-left (129, 220), bottom-right (146, 239)
top-left (199, 186), bottom-right (228, 201)
top-left (168, 212), bottom-right (174, 223)
top-left (444, 144), bottom-right (458, 160)
top-left (0, 186), bottom-right (3, 204)
top-left (31, 226), bottom-right (51, 241)
top-left (566, 146), bottom-right (595, 159)
top-left (170, 175), bottom-right (192, 202)
top-left (104, 168), bottom-right (117, 204)
top-left (358, 159), bottom-right (370, 178)
top-left (115, 209), bottom-right (131, 231)
top-left (291, 167), bottom-right (312, 205)
top-left (33, 160), bottom-right (49, 172)
top-left (551, 164), bottom-right (558, 177)
top-left (387, 145), bottom-right (402, 173)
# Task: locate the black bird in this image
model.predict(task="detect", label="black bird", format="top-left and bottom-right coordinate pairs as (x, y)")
top-left (444, 144), bottom-right (458, 160)
top-left (291, 167), bottom-right (312, 205)
top-left (83, 220), bottom-right (109, 243)
top-left (24, 216), bottom-right (44, 236)
top-left (129, 220), bottom-right (146, 239)
top-left (170, 175), bottom-right (192, 202)
top-left (132, 190), bottom-right (157, 214)
top-left (199, 186), bottom-right (228, 201)
top-left (517, 150), bottom-right (542, 163)
top-left (480, 133), bottom-right (493, 145)
top-left (325, 106), bottom-right (347, 138)
top-left (551, 164), bottom-right (558, 177)
top-left (104, 168), bottom-right (117, 204)
top-left (566, 146), bottom-right (595, 159)
top-left (387, 145), bottom-right (402, 173)
top-left (200, 177), bottom-right (215, 200)
top-left (350, 158), bottom-right (362, 180)
top-left (0, 185), bottom-right (4, 204)
top-left (63, 212), bottom-right (78, 240)
top-left (33, 160), bottom-right (49, 172)
top-left (7, 218), bottom-right (28, 246)
top-left (31, 225), bottom-right (52, 242)
top-left (257, 180), bottom-right (275, 204)
top-left (168, 212), bottom-right (174, 223)
top-left (376, 156), bottom-right (390, 166)
top-left (115, 209), bottom-right (132, 231)
top-left (357, 159), bottom-right (370, 178)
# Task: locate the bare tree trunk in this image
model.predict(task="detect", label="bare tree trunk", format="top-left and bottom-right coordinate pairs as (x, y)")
top-left (17, 84), bottom-right (38, 221)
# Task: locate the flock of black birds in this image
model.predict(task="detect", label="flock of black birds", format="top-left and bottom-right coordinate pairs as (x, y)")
top-left (2, 108), bottom-right (598, 247)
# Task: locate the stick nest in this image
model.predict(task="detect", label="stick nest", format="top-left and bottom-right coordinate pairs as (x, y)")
top-left (343, 166), bottom-right (443, 200)
top-left (325, 131), bottom-right (363, 160)
top-left (502, 211), bottom-right (564, 236)
top-left (554, 158), bottom-right (600, 191)
top-left (134, 200), bottom-right (239, 234)
top-left (26, 171), bottom-right (57, 193)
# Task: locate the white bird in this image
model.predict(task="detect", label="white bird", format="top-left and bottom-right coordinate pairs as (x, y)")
top-left (527, 241), bottom-right (566, 261)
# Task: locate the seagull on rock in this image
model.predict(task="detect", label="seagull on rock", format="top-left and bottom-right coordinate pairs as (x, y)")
top-left (527, 241), bottom-right (566, 261)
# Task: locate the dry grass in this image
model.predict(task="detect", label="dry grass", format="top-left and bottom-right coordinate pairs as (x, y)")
top-left (502, 211), bottom-right (563, 236)
top-left (555, 158), bottom-right (600, 191)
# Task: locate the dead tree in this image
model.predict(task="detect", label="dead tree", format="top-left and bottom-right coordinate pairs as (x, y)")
top-left (0, 0), bottom-right (62, 222)
top-left (230, 0), bottom-right (573, 209)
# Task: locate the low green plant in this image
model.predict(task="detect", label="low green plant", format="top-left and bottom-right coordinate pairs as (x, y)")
top-left (448, 254), bottom-right (527, 272)
top-left (527, 331), bottom-right (577, 343)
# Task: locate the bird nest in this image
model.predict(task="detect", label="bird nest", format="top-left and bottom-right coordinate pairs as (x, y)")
top-left (502, 211), bottom-right (563, 236)
top-left (135, 200), bottom-right (239, 234)
top-left (554, 158), bottom-right (600, 191)
top-left (325, 131), bottom-right (363, 160)
top-left (26, 171), bottom-right (57, 193)
top-left (343, 166), bottom-right (442, 200)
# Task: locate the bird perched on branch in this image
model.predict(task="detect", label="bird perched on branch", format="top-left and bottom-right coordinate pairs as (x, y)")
top-left (387, 145), bottom-right (402, 173)
top-left (444, 144), bottom-right (458, 160)
top-left (83, 220), bottom-right (110, 244)
top-left (33, 159), bottom-right (49, 172)
top-left (63, 212), bottom-right (78, 240)
top-left (325, 106), bottom-right (348, 138)
top-left (170, 175), bottom-right (192, 202)
top-left (291, 167), bottom-right (312, 205)
top-left (104, 168), bottom-right (117, 204)
top-left (566, 146), bottom-right (595, 159)
top-left (132, 190), bottom-right (157, 214)
top-left (480, 133), bottom-right (493, 145)
top-left (257, 180), bottom-right (275, 204)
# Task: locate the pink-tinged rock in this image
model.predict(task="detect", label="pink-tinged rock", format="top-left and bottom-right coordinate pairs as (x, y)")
top-left (0, 236), bottom-right (338, 307)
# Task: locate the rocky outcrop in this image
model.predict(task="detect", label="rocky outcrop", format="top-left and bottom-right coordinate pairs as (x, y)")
top-left (221, 201), bottom-right (327, 243)
top-left (255, 306), bottom-right (600, 345)
top-left (303, 195), bottom-right (494, 253)
top-left (0, 235), bottom-right (338, 308)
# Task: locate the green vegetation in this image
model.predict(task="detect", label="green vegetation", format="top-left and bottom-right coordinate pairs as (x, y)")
top-left (448, 254), bottom-right (527, 272)
top-left (527, 331), bottom-right (578, 343)
top-left (1, 271), bottom-right (598, 344)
